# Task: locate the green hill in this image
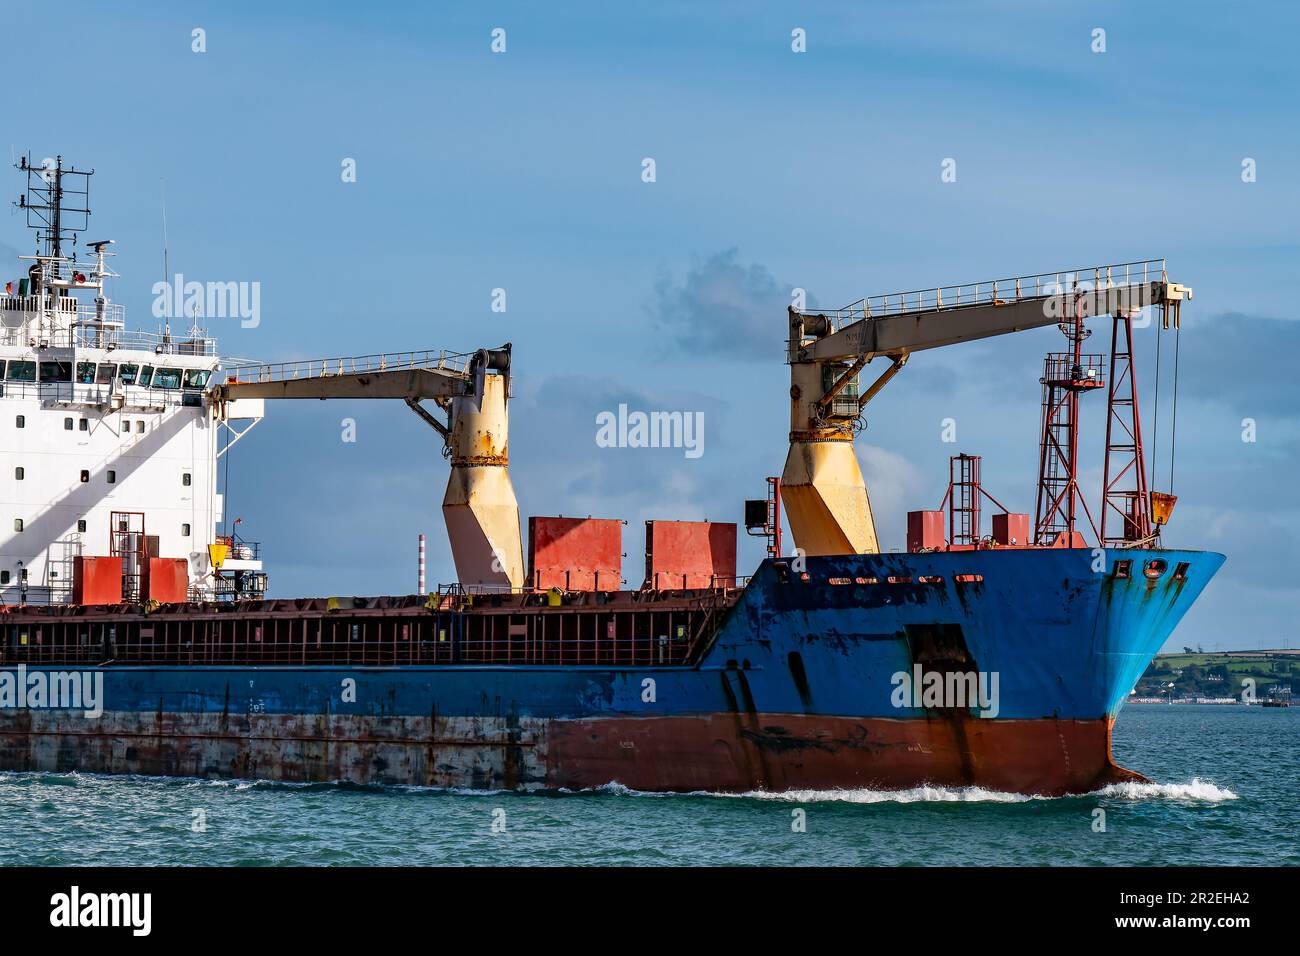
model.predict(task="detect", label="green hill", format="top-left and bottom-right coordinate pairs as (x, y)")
top-left (1135, 650), bottom-right (1298, 699)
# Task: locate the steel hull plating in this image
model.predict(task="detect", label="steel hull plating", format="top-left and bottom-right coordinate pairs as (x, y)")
top-left (0, 548), bottom-right (1223, 795)
top-left (0, 709), bottom-right (1136, 796)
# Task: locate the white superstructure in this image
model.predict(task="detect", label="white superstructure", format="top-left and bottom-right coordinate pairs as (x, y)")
top-left (0, 155), bottom-right (261, 605)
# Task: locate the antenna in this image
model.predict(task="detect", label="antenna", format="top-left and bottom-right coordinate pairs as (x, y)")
top-left (13, 153), bottom-right (94, 278)
top-left (161, 179), bottom-right (171, 342)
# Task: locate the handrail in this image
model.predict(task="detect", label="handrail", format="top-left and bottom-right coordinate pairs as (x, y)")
top-left (224, 349), bottom-right (475, 385)
top-left (0, 323), bottom-right (217, 356)
top-left (804, 259), bottom-right (1169, 329)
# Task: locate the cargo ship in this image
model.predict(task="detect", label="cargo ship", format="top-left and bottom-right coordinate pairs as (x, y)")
top-left (0, 156), bottom-right (1221, 795)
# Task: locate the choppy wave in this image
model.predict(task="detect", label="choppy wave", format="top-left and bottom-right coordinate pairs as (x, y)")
top-left (582, 781), bottom-right (1033, 803)
top-left (583, 779), bottom-right (1239, 804)
top-left (0, 770), bottom-right (86, 788)
top-left (2, 770), bottom-right (1239, 803)
top-left (1092, 778), bottom-right (1239, 802)
top-left (195, 777), bottom-right (513, 797)
top-left (720, 785), bottom-right (1035, 804)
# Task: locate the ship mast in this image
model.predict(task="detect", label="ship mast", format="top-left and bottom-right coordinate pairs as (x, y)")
top-left (15, 154), bottom-right (93, 268)
top-left (12, 154), bottom-right (98, 344)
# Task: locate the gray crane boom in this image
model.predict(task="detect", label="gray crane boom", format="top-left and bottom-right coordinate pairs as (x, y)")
top-left (217, 346), bottom-right (509, 403)
top-left (219, 366), bottom-right (470, 402)
top-left (792, 262), bottom-right (1191, 364)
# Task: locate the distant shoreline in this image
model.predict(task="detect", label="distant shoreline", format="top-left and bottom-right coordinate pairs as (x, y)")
top-left (1135, 650), bottom-right (1295, 704)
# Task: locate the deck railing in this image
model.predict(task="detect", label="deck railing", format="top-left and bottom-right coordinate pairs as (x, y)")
top-left (809, 258), bottom-right (1169, 330)
top-left (224, 349), bottom-right (475, 386)
top-left (0, 594), bottom-right (742, 669)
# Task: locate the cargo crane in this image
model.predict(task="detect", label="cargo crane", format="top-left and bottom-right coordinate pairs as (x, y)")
top-left (786, 260), bottom-right (1191, 555)
top-left (216, 344), bottom-right (523, 589)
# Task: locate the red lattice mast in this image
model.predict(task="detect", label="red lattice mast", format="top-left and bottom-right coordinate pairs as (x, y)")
top-left (1099, 311), bottom-right (1151, 545)
top-left (1033, 289), bottom-right (1105, 545)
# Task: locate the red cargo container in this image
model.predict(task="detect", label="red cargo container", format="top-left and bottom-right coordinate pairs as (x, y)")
top-left (527, 516), bottom-right (622, 591)
top-left (907, 510), bottom-right (946, 552)
top-left (72, 555), bottom-right (123, 605)
top-left (644, 520), bottom-right (736, 590)
top-left (145, 557), bottom-right (190, 603)
top-left (992, 512), bottom-right (1031, 546)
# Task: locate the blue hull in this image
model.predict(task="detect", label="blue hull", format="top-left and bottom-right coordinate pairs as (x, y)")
top-left (0, 548), bottom-right (1223, 794)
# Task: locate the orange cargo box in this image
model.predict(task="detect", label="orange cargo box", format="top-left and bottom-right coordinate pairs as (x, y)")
top-left (528, 516), bottom-right (622, 591)
top-left (643, 520), bottom-right (736, 590)
top-left (145, 557), bottom-right (190, 604)
top-left (73, 555), bottom-right (123, 605)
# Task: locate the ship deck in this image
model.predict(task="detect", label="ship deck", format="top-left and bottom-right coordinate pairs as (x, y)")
top-left (0, 586), bottom-right (744, 669)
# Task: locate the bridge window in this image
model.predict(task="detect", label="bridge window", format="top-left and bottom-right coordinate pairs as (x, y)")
top-left (6, 361), bottom-right (35, 382)
top-left (119, 363), bottom-right (139, 385)
top-left (183, 369), bottom-right (211, 389)
top-left (138, 365), bottom-right (155, 387)
top-left (151, 367), bottom-right (182, 389)
top-left (40, 361), bottom-right (72, 383)
top-left (96, 363), bottom-right (116, 385)
top-left (0, 571), bottom-right (8, 584)
top-left (76, 362), bottom-right (97, 384)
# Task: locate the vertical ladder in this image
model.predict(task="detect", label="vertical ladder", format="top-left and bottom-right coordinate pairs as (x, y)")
top-left (765, 476), bottom-right (783, 559)
top-left (1034, 358), bottom-right (1078, 543)
top-left (949, 454), bottom-right (981, 545)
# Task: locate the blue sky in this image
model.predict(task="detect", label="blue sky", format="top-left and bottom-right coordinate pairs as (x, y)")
top-left (5, 1), bottom-right (1297, 650)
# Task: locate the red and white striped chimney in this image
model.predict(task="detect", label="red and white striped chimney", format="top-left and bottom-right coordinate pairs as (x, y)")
top-left (417, 533), bottom-right (426, 594)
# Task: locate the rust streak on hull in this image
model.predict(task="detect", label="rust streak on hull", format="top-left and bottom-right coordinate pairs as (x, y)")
top-left (0, 712), bottom-right (1140, 796)
top-left (547, 714), bottom-right (1142, 796)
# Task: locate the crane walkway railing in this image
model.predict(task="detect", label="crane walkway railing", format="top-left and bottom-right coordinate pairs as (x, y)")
top-left (224, 348), bottom-right (476, 385)
top-left (806, 259), bottom-right (1168, 330)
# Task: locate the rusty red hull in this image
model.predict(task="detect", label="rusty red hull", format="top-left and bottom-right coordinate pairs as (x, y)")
top-left (0, 709), bottom-right (1139, 796)
top-left (548, 715), bottom-right (1142, 795)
